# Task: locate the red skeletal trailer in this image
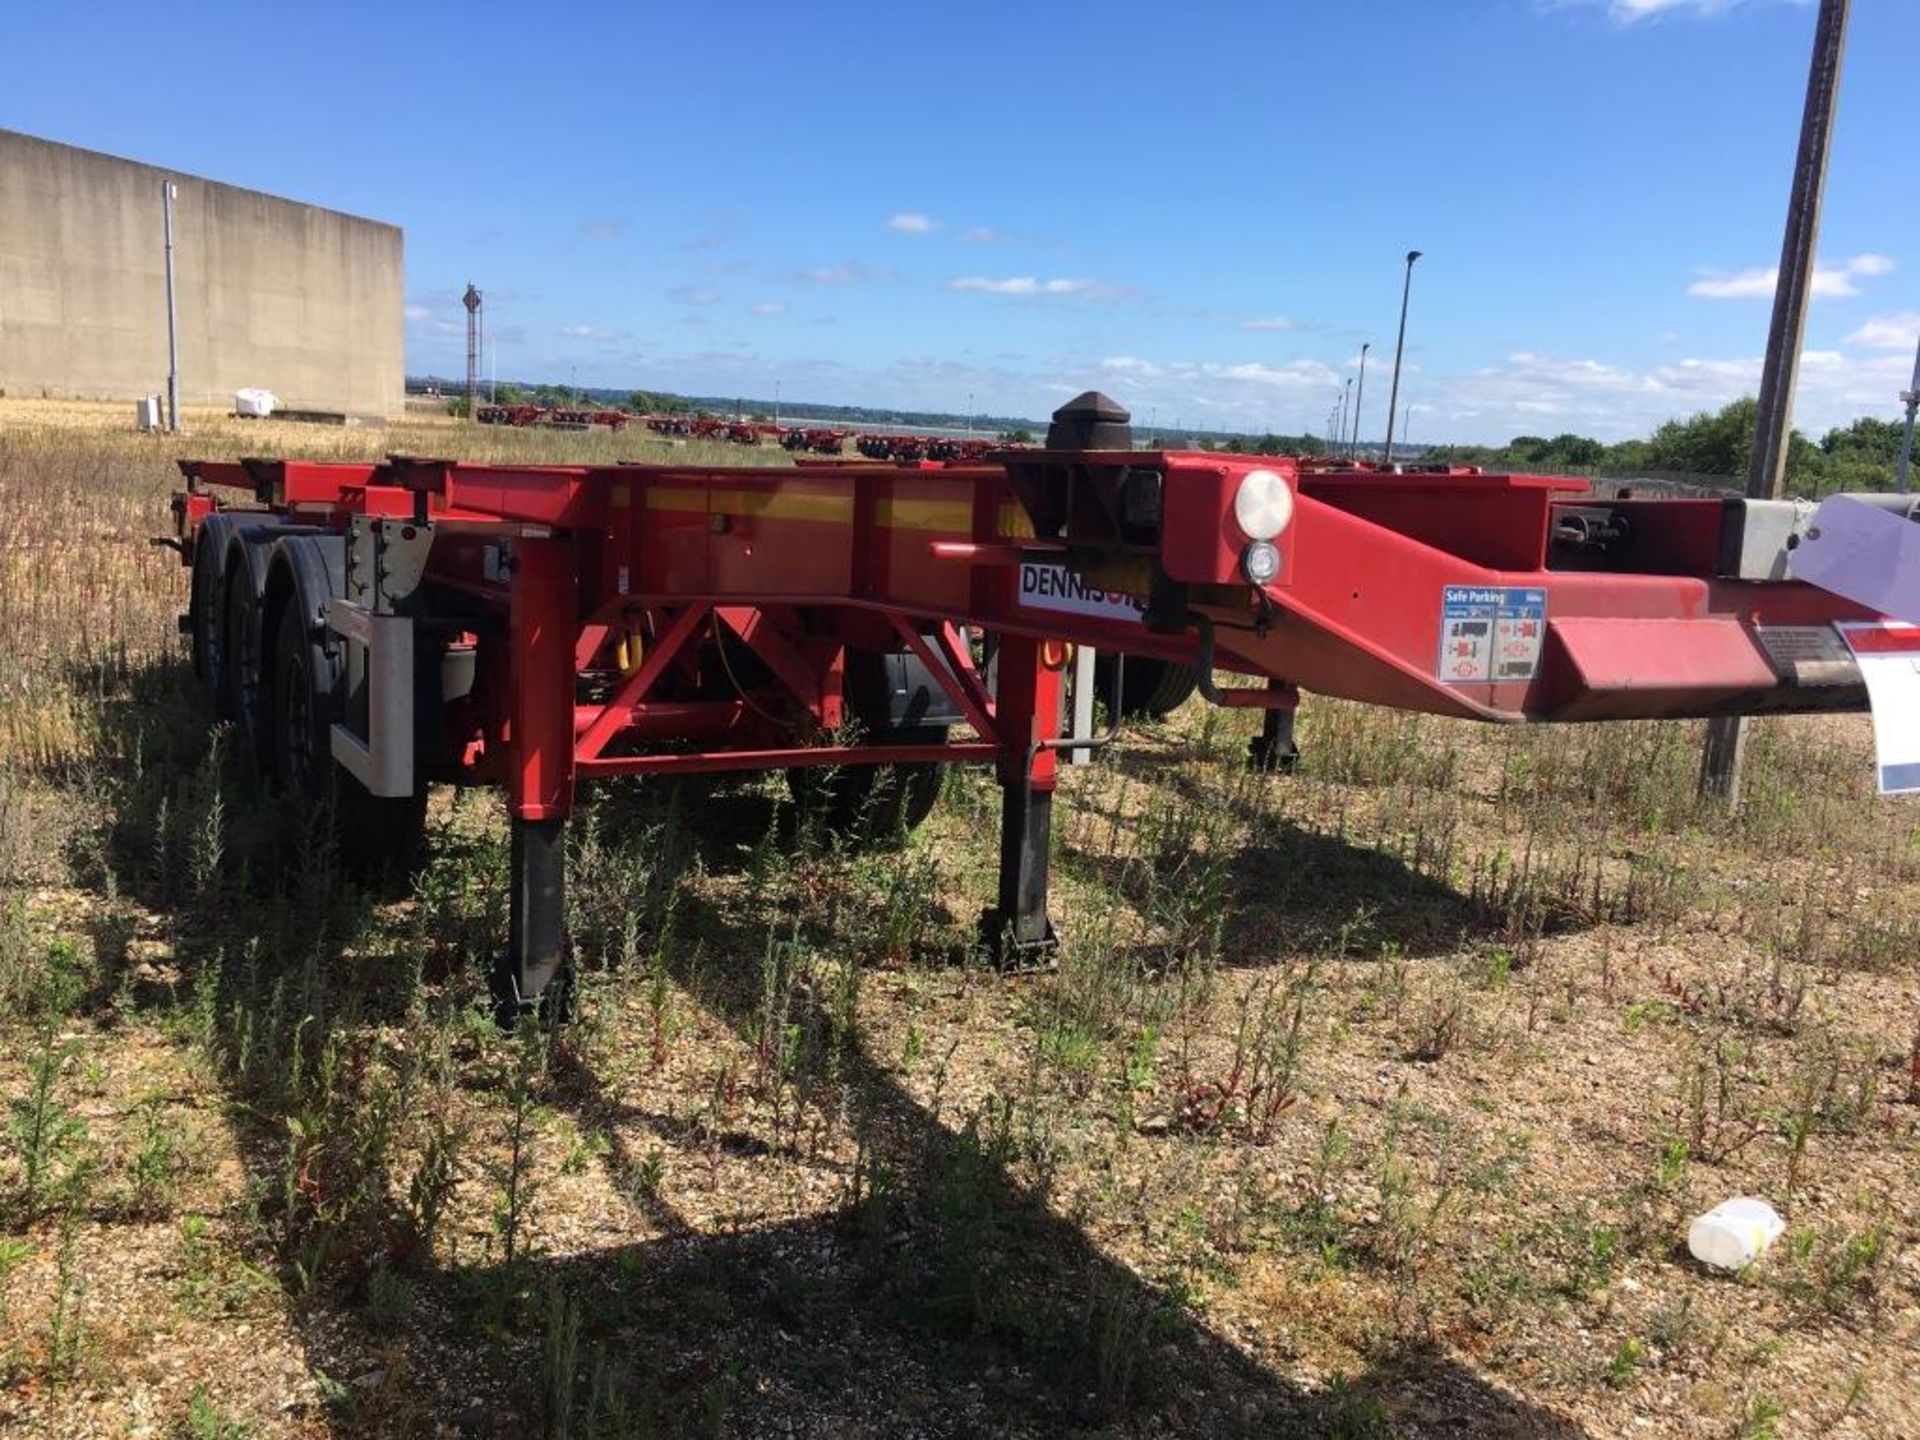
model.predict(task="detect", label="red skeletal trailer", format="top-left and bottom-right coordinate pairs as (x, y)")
top-left (163, 390), bottom-right (1887, 1021)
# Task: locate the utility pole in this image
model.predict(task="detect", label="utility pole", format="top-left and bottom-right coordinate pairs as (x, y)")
top-left (1383, 251), bottom-right (1422, 465)
top-left (1699, 0), bottom-right (1850, 804)
top-left (1895, 331), bottom-right (1919, 495)
top-left (163, 180), bottom-right (180, 432)
top-left (1351, 343), bottom-right (1370, 458)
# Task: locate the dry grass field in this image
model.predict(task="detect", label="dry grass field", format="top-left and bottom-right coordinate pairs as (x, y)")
top-left (2, 398), bottom-right (1918, 1438)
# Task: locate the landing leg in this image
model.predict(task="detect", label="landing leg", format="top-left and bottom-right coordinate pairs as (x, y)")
top-left (980, 634), bottom-right (1061, 966)
top-left (498, 534), bottom-right (577, 1024)
top-left (986, 783), bottom-right (1056, 962)
top-left (1248, 682), bottom-right (1300, 773)
top-left (497, 815), bottom-right (569, 1023)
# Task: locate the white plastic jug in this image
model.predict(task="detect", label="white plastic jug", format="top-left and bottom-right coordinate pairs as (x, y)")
top-left (1687, 1197), bottom-right (1785, 1271)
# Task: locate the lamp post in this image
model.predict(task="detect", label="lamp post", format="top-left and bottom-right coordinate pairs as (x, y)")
top-left (1350, 343), bottom-right (1370, 458)
top-left (1338, 379), bottom-right (1351, 454)
top-left (163, 180), bottom-right (180, 432)
top-left (1382, 250), bottom-right (1422, 466)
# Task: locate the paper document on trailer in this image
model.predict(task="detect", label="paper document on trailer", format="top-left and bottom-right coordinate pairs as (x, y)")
top-left (1838, 621), bottom-right (1920, 795)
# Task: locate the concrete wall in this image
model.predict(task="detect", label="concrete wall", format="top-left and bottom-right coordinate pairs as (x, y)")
top-left (0, 128), bottom-right (403, 418)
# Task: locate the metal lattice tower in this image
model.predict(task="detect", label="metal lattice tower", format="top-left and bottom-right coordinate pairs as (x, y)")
top-left (462, 283), bottom-right (483, 420)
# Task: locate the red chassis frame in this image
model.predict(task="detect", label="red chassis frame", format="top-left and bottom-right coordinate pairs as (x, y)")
top-left (169, 408), bottom-right (1878, 1012)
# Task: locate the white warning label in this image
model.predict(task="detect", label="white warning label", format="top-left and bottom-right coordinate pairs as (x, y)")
top-left (1018, 564), bottom-right (1146, 624)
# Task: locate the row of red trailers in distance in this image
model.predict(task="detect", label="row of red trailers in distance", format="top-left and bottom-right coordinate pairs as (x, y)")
top-left (474, 403), bottom-right (1473, 478)
top-left (475, 404), bottom-right (635, 430)
top-left (475, 402), bottom-right (1012, 459)
top-left (646, 414), bottom-right (1002, 461)
top-left (469, 399), bottom-right (1476, 473)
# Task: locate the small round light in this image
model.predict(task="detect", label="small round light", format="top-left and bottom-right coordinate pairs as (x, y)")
top-left (1242, 539), bottom-right (1281, 585)
top-left (1233, 468), bottom-right (1294, 541)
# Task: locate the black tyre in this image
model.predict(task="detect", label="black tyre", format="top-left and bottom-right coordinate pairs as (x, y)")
top-left (272, 601), bottom-right (426, 882)
top-left (1096, 655), bottom-right (1199, 720)
top-left (788, 726), bottom-right (947, 846)
top-left (222, 563), bottom-right (274, 777)
top-left (188, 535), bottom-right (228, 709)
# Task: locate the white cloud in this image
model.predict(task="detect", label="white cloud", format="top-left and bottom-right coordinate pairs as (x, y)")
top-left (1688, 254), bottom-right (1896, 300)
top-left (793, 262), bottom-right (890, 286)
top-left (1206, 360), bottom-right (1335, 389)
top-left (559, 324), bottom-right (623, 342)
top-left (580, 217), bottom-right (626, 240)
top-left (666, 287), bottom-right (721, 306)
top-left (1092, 353), bottom-right (1335, 401)
top-left (748, 301), bottom-right (790, 317)
top-left (1413, 343), bottom-right (1910, 442)
top-left (1610, 0), bottom-right (1739, 18)
top-left (1241, 316), bottom-right (1296, 332)
top-left (1846, 312), bottom-right (1920, 350)
top-left (947, 275), bottom-right (1129, 300)
top-left (403, 300), bottom-right (464, 341)
top-left (1552, 0), bottom-right (1795, 23)
top-left (885, 212), bottom-right (938, 234)
top-left (959, 226), bottom-right (1002, 243)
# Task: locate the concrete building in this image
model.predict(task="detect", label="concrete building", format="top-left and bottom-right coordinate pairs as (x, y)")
top-left (0, 128), bottom-right (402, 418)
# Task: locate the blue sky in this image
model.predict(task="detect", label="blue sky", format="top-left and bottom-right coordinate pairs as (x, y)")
top-left (6, 0), bottom-right (1917, 443)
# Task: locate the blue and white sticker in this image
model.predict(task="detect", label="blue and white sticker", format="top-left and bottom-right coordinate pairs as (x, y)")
top-left (1437, 585), bottom-right (1547, 684)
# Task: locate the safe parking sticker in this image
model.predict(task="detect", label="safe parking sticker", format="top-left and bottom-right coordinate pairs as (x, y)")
top-left (1436, 586), bottom-right (1547, 684)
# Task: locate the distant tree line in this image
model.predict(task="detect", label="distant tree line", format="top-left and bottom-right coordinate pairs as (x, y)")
top-left (1422, 397), bottom-right (1911, 496)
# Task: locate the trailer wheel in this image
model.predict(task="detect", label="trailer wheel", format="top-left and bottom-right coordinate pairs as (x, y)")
top-left (1096, 655), bottom-right (1199, 720)
top-left (272, 602), bottom-right (425, 880)
top-left (788, 726), bottom-right (947, 846)
top-left (222, 565), bottom-right (274, 777)
top-left (188, 536), bottom-right (228, 709)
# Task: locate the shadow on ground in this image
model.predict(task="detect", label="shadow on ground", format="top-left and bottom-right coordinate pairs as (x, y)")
top-left (1062, 822), bottom-right (1501, 966)
top-left (64, 657), bottom-right (1589, 1438)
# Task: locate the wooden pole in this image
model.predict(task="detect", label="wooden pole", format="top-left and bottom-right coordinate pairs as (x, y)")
top-left (1699, 0), bottom-right (1850, 804)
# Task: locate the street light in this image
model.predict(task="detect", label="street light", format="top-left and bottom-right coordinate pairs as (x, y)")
top-left (1351, 342), bottom-right (1371, 458)
top-left (1338, 379), bottom-right (1351, 454)
top-left (1382, 250), bottom-right (1423, 466)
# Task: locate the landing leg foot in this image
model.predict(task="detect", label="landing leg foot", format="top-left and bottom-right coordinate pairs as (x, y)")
top-left (493, 815), bottom-right (572, 1028)
top-left (1248, 689), bottom-right (1300, 773)
top-left (979, 785), bottom-right (1059, 969)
